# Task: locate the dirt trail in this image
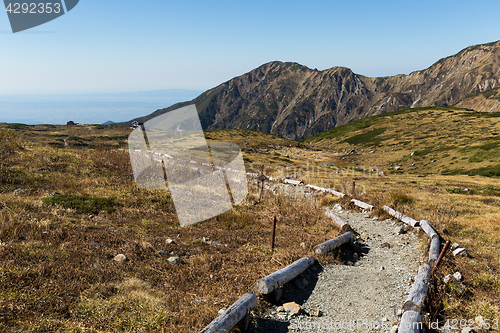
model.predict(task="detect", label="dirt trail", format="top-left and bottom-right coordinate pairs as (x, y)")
top-left (253, 207), bottom-right (423, 333)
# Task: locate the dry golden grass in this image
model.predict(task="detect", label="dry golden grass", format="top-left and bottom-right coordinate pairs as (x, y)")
top-left (3, 110), bottom-right (500, 331)
top-left (0, 128), bottom-right (342, 332)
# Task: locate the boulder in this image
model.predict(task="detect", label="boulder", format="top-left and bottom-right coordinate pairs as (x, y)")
top-left (168, 256), bottom-right (181, 264)
top-left (113, 254), bottom-right (127, 262)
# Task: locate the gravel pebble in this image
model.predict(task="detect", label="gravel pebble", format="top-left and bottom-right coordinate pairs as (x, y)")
top-left (253, 210), bottom-right (421, 332)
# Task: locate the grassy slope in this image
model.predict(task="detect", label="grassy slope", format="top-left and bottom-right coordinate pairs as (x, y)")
top-left (304, 106), bottom-right (500, 177)
top-left (2, 112), bottom-right (500, 331)
top-left (0, 125), bottom-right (341, 332)
top-left (301, 107), bottom-right (500, 321)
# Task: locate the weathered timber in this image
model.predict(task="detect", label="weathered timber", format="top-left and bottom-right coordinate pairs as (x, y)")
top-left (305, 184), bottom-right (345, 197)
top-left (283, 179), bottom-right (303, 186)
top-left (325, 188), bottom-right (346, 197)
top-left (313, 231), bottom-right (354, 254)
top-left (253, 256), bottom-right (315, 294)
top-left (351, 199), bottom-right (374, 211)
top-left (200, 292), bottom-right (257, 333)
top-left (403, 264), bottom-right (431, 313)
top-left (419, 220), bottom-right (438, 239)
top-left (399, 310), bottom-right (423, 333)
top-left (325, 211), bottom-right (351, 232)
top-left (382, 206), bottom-right (420, 227)
top-left (428, 237), bottom-right (440, 264)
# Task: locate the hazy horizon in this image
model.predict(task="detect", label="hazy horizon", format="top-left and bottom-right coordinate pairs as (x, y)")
top-left (0, 89), bottom-right (202, 125)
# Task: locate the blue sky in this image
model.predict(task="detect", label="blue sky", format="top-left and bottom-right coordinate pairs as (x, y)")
top-left (1, 0), bottom-right (500, 95)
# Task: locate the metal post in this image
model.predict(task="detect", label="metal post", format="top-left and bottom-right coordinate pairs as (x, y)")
top-left (270, 216), bottom-right (277, 252)
top-left (432, 240), bottom-right (451, 275)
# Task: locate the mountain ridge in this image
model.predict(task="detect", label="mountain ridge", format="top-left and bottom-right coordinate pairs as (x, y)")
top-left (129, 40), bottom-right (500, 140)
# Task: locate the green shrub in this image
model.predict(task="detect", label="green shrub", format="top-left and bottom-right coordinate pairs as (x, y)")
top-left (343, 128), bottom-right (386, 145)
top-left (43, 195), bottom-right (121, 214)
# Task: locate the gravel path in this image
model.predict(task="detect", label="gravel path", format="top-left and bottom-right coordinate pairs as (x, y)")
top-left (252, 207), bottom-right (423, 333)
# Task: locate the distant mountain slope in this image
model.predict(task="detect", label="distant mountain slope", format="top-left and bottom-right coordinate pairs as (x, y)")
top-left (130, 40), bottom-right (500, 140)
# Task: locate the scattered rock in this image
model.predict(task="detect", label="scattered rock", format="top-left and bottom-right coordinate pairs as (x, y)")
top-left (380, 266), bottom-right (385, 271)
top-left (441, 227), bottom-right (449, 235)
top-left (49, 192), bottom-right (63, 196)
top-left (334, 204), bottom-right (342, 211)
top-left (158, 250), bottom-right (167, 256)
top-left (453, 272), bottom-right (464, 282)
top-left (168, 256), bottom-right (180, 264)
top-left (166, 238), bottom-right (175, 244)
top-left (444, 275), bottom-right (451, 283)
top-left (394, 166), bottom-right (402, 171)
top-left (300, 242), bottom-right (307, 250)
top-left (394, 226), bottom-right (405, 235)
top-left (283, 302), bottom-right (303, 315)
top-left (451, 243), bottom-right (460, 250)
top-left (453, 248), bottom-right (468, 257)
top-left (380, 242), bottom-right (391, 248)
top-left (90, 263), bottom-right (98, 268)
top-left (113, 254), bottom-right (127, 262)
top-left (310, 308), bottom-right (322, 317)
top-left (13, 188), bottom-right (28, 195)
top-left (89, 241), bottom-right (100, 247)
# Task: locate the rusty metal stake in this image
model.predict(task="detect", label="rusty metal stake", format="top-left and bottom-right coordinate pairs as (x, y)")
top-left (432, 240), bottom-right (451, 275)
top-left (270, 216), bottom-right (277, 252)
top-left (352, 181), bottom-right (356, 197)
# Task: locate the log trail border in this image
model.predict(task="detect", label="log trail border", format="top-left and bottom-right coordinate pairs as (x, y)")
top-left (200, 174), bottom-right (443, 333)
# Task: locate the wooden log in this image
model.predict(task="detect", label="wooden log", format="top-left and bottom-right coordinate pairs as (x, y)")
top-left (305, 184), bottom-right (345, 197)
top-left (382, 206), bottom-right (420, 227)
top-left (253, 256), bottom-right (315, 294)
top-left (313, 231), bottom-right (354, 254)
top-left (305, 184), bottom-right (319, 189)
top-left (325, 188), bottom-right (345, 197)
top-left (200, 292), bottom-right (257, 333)
top-left (351, 199), bottom-right (374, 211)
top-left (399, 310), bottom-right (422, 333)
top-left (419, 220), bottom-right (438, 239)
top-left (325, 211), bottom-right (351, 233)
top-left (403, 264), bottom-right (431, 313)
top-left (283, 179), bottom-right (303, 185)
top-left (428, 237), bottom-right (440, 264)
